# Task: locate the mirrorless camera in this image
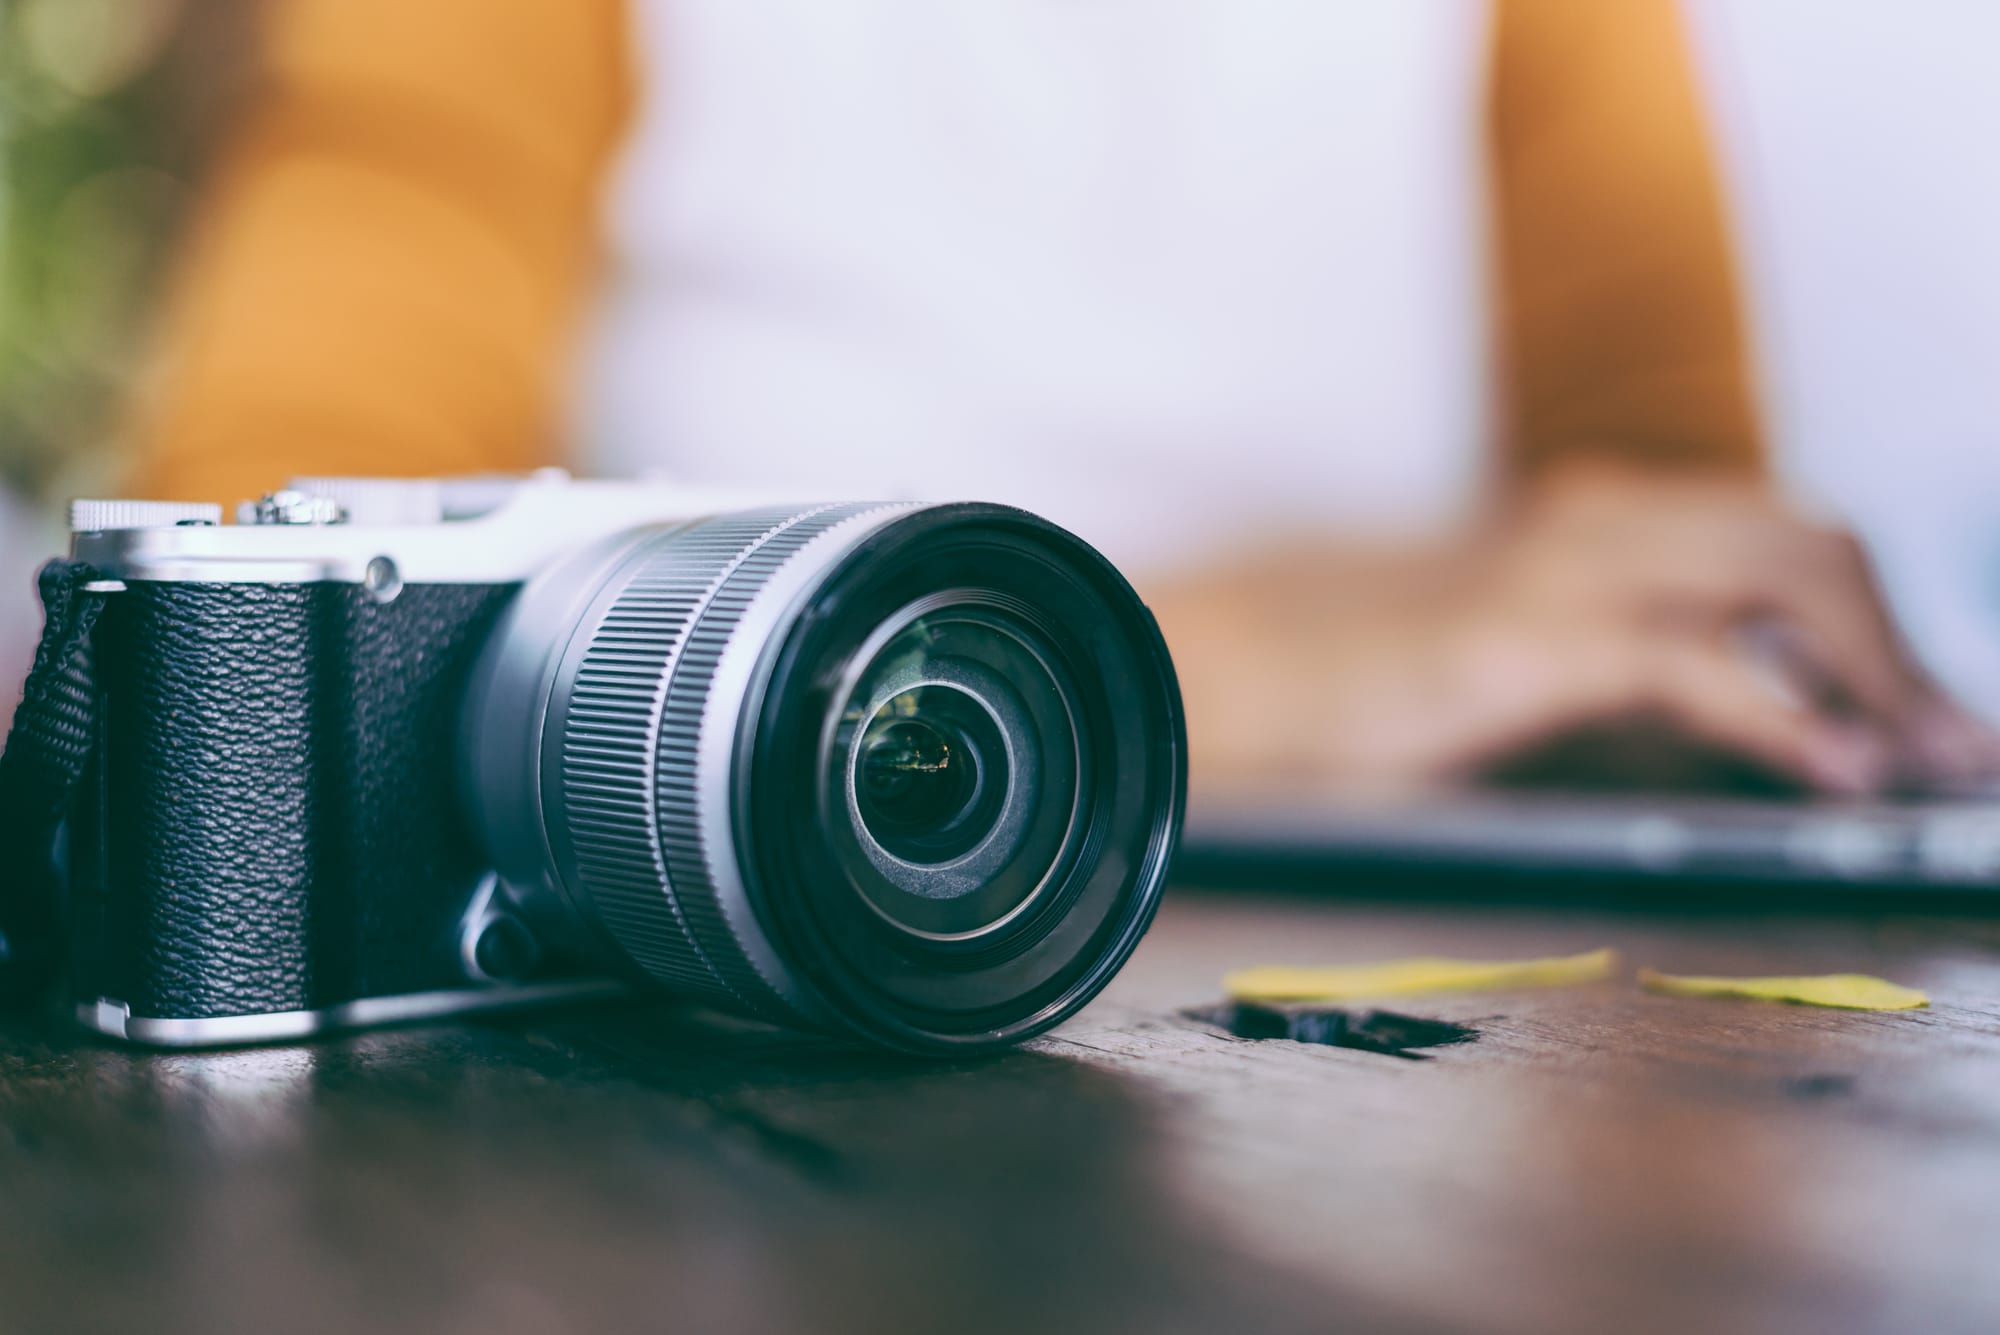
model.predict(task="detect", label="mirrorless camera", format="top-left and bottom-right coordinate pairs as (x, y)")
top-left (53, 474), bottom-right (1184, 1051)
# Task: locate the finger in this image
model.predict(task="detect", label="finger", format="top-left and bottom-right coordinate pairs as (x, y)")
top-left (1503, 480), bottom-right (1936, 778)
top-left (1578, 519), bottom-right (1926, 727)
top-left (1896, 696), bottom-right (2000, 791)
top-left (1750, 525), bottom-right (1928, 720)
top-left (1637, 640), bottom-right (1893, 796)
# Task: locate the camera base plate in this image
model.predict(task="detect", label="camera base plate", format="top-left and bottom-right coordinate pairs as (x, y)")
top-left (79, 979), bottom-right (633, 1049)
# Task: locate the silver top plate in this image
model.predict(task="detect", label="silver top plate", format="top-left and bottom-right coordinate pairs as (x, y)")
top-left (68, 473), bottom-right (842, 584)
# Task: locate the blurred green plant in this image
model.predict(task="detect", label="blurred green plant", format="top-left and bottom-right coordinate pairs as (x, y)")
top-left (0, 0), bottom-right (246, 502)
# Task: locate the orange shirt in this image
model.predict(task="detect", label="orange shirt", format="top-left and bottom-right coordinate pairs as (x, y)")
top-left (129, 0), bottom-right (1760, 504)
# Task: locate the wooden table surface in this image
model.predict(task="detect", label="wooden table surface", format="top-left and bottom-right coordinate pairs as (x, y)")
top-left (5, 885), bottom-right (1999, 1335)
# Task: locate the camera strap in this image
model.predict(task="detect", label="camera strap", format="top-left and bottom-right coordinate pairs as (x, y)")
top-left (0, 559), bottom-right (105, 1003)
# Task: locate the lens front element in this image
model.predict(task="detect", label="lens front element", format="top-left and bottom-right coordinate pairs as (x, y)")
top-left (831, 607), bottom-right (1084, 945)
top-left (751, 505), bottom-right (1184, 1050)
top-left (856, 690), bottom-right (1005, 865)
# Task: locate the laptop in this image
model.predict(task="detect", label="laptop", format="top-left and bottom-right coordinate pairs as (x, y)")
top-left (1178, 783), bottom-right (2000, 897)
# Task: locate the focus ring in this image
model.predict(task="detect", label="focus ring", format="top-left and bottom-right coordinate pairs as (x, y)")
top-left (556, 507), bottom-right (836, 1014)
top-left (653, 503), bottom-right (904, 1018)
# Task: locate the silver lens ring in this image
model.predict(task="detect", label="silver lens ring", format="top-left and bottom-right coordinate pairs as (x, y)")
top-left (469, 502), bottom-right (912, 1026)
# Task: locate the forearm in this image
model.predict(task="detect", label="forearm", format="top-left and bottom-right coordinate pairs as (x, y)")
top-left (1487, 0), bottom-right (1764, 481)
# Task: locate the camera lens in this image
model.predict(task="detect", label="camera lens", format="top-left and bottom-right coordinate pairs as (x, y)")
top-left (465, 502), bottom-right (1184, 1053)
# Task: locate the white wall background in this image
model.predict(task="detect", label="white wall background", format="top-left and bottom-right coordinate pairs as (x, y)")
top-left (1687, 0), bottom-right (2000, 723)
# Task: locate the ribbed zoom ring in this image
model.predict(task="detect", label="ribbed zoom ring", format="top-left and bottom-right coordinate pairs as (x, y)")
top-left (554, 502), bottom-right (895, 1022)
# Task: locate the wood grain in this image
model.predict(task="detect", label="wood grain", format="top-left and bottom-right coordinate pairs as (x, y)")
top-left (4, 887), bottom-right (1998, 1334)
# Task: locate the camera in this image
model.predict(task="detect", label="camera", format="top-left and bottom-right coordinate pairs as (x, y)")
top-left (49, 473), bottom-right (1184, 1052)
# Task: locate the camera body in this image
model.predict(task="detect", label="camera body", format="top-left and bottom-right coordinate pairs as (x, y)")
top-left (68, 475), bottom-right (759, 1042)
top-left (60, 474), bottom-right (1185, 1051)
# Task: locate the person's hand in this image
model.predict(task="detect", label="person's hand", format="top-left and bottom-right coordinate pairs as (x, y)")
top-left (1146, 466), bottom-right (2000, 797)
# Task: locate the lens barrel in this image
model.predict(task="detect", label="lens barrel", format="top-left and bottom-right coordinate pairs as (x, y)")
top-left (464, 502), bottom-right (1183, 1052)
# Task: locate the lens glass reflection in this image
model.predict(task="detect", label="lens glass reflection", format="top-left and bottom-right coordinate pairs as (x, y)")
top-left (856, 688), bottom-right (1007, 864)
top-left (829, 607), bottom-right (1081, 943)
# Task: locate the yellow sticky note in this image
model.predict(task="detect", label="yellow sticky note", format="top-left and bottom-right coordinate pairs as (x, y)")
top-left (1637, 968), bottom-right (1928, 1011)
top-left (1224, 947), bottom-right (1618, 1003)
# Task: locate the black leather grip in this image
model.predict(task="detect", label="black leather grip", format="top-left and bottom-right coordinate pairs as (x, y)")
top-left (68, 579), bottom-right (515, 1019)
